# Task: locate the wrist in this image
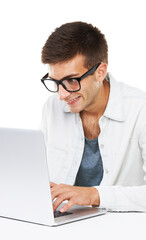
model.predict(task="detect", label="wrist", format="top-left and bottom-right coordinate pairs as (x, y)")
top-left (91, 187), bottom-right (100, 206)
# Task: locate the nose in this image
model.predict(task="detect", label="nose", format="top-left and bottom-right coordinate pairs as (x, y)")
top-left (58, 85), bottom-right (71, 100)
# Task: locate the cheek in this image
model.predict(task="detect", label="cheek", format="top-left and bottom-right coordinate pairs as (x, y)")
top-left (80, 79), bottom-right (91, 95)
top-left (79, 78), bottom-right (99, 100)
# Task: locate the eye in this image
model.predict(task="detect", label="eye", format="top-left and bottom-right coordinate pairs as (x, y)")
top-left (66, 79), bottom-right (77, 84)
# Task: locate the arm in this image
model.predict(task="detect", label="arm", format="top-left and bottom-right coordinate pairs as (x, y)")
top-left (96, 185), bottom-right (146, 212)
top-left (96, 121), bottom-right (146, 212)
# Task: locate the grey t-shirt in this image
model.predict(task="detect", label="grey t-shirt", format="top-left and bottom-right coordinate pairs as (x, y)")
top-left (75, 137), bottom-right (103, 187)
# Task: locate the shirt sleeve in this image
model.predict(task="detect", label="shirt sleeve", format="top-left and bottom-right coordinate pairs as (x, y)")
top-left (39, 100), bottom-right (49, 144)
top-left (95, 185), bottom-right (146, 212)
top-left (95, 115), bottom-right (146, 212)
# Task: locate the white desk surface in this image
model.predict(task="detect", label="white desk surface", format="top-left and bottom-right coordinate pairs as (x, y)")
top-left (0, 212), bottom-right (145, 240)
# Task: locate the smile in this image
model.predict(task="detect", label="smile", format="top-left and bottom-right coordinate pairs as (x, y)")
top-left (67, 96), bottom-right (80, 104)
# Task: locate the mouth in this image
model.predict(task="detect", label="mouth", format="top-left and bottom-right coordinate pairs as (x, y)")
top-left (66, 96), bottom-right (80, 105)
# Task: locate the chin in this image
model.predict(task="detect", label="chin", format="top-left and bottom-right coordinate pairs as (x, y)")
top-left (69, 107), bottom-right (82, 114)
top-left (68, 99), bottom-right (84, 113)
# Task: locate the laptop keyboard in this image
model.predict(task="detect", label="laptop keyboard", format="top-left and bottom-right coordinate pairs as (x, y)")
top-left (54, 210), bottom-right (73, 218)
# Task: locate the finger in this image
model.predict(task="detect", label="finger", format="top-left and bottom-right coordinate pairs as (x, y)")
top-left (51, 184), bottom-right (70, 200)
top-left (53, 193), bottom-right (70, 211)
top-left (59, 200), bottom-right (75, 213)
top-left (50, 182), bottom-right (56, 188)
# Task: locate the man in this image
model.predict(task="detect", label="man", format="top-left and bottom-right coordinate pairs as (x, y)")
top-left (40, 21), bottom-right (146, 213)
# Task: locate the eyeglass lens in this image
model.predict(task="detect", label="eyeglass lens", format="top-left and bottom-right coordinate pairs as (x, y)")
top-left (44, 79), bottom-right (80, 92)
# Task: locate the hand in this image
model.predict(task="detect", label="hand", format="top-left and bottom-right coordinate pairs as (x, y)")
top-left (50, 182), bottom-right (100, 213)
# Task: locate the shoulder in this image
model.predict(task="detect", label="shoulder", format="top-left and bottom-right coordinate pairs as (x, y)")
top-left (43, 94), bottom-right (68, 114)
top-left (105, 73), bottom-right (146, 122)
top-left (46, 94), bottom-right (65, 108)
top-left (108, 73), bottom-right (146, 105)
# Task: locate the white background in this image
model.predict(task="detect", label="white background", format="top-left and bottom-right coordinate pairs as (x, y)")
top-left (0, 0), bottom-right (146, 129)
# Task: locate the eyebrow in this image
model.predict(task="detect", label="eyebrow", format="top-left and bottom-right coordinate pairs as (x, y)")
top-left (48, 73), bottom-right (80, 81)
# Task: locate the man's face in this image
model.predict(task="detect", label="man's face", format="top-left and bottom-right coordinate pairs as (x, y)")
top-left (49, 54), bottom-right (105, 113)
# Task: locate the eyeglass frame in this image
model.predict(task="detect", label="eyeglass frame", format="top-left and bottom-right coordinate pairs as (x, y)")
top-left (41, 62), bottom-right (101, 93)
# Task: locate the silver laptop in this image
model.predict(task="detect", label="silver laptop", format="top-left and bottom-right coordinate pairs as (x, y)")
top-left (0, 127), bottom-right (106, 226)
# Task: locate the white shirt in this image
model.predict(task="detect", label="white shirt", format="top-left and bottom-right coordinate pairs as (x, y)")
top-left (40, 73), bottom-right (146, 212)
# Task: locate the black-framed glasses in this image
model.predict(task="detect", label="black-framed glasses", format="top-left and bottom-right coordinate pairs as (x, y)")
top-left (41, 62), bottom-right (101, 93)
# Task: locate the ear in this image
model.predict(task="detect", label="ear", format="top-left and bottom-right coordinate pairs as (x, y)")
top-left (95, 63), bottom-right (108, 82)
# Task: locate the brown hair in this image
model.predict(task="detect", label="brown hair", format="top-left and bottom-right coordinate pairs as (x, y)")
top-left (41, 21), bottom-right (108, 68)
